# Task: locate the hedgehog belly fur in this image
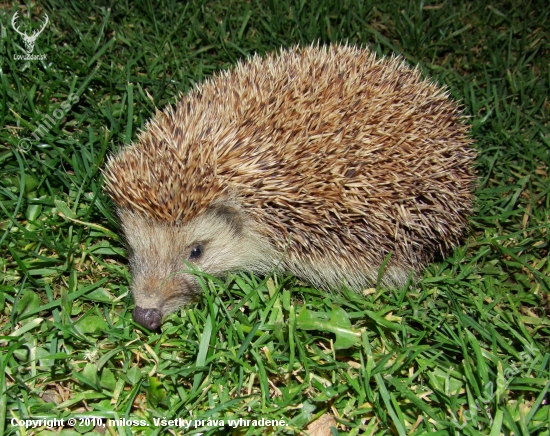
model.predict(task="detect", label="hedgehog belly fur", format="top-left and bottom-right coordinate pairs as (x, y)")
top-left (105, 44), bottom-right (476, 327)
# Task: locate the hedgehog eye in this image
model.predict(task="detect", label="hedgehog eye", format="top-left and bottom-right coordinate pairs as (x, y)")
top-left (188, 243), bottom-right (204, 261)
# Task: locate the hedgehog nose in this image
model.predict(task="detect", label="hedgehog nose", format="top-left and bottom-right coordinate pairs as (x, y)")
top-left (133, 306), bottom-right (162, 330)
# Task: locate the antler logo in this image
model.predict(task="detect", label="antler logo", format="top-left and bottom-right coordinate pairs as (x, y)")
top-left (11, 12), bottom-right (49, 54)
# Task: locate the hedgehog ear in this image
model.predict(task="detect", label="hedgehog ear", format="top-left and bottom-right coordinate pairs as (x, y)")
top-left (209, 203), bottom-right (244, 236)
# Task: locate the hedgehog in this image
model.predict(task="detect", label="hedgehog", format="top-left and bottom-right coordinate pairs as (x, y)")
top-left (105, 44), bottom-right (476, 330)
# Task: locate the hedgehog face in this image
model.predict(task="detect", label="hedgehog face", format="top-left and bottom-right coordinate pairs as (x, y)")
top-left (119, 203), bottom-right (272, 329)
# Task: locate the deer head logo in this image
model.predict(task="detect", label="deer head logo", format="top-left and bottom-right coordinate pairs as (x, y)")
top-left (11, 12), bottom-right (49, 54)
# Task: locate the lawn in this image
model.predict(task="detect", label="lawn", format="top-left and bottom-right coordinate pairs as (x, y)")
top-left (1, 0), bottom-right (549, 435)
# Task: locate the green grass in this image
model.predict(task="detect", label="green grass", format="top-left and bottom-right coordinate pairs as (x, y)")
top-left (1, 0), bottom-right (549, 435)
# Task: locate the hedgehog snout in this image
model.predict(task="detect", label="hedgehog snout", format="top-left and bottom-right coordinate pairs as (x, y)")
top-left (130, 270), bottom-right (202, 322)
top-left (133, 306), bottom-right (163, 330)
